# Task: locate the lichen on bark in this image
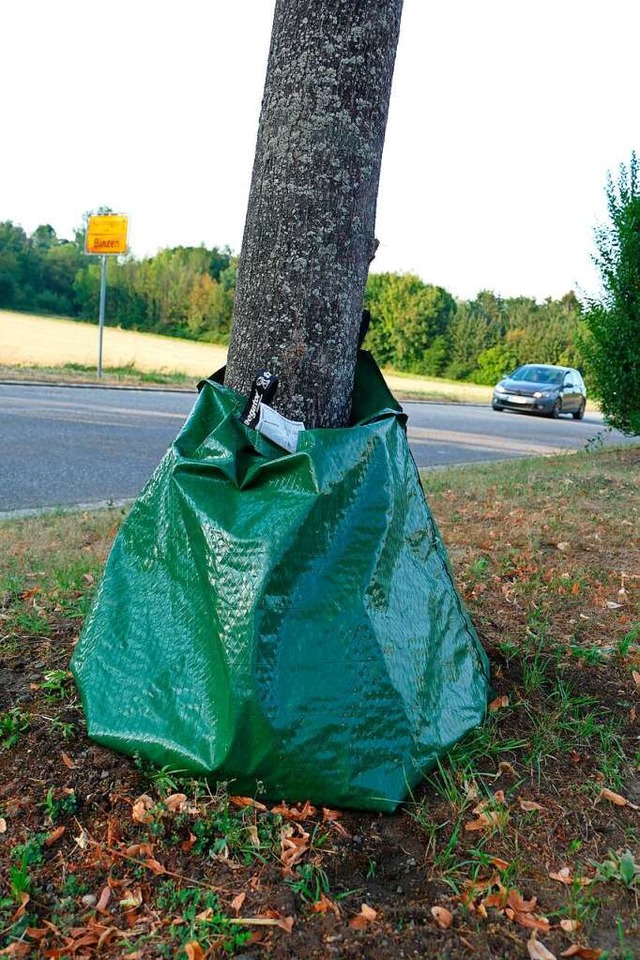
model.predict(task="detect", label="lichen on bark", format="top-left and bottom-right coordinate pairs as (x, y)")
top-left (225, 0), bottom-right (403, 428)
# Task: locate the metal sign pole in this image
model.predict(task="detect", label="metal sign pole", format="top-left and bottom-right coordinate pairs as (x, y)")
top-left (97, 254), bottom-right (107, 378)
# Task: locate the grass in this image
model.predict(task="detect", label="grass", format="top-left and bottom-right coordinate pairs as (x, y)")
top-left (0, 445), bottom-right (638, 957)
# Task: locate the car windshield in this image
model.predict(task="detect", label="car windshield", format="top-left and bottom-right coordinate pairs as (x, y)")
top-left (511, 366), bottom-right (564, 385)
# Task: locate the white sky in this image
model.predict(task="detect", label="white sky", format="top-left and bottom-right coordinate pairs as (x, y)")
top-left (1, 0), bottom-right (638, 302)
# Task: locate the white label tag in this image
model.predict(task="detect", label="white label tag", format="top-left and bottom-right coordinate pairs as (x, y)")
top-left (256, 404), bottom-right (305, 453)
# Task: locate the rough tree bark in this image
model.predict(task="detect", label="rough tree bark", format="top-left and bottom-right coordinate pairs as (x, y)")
top-left (224, 0), bottom-right (404, 428)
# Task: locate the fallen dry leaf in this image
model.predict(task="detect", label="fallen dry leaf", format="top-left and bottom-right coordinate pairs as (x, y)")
top-left (498, 761), bottom-right (517, 777)
top-left (560, 947), bottom-right (603, 959)
top-left (527, 937), bottom-right (557, 960)
top-left (465, 815), bottom-right (490, 832)
top-left (131, 794), bottom-right (155, 824)
top-left (632, 670), bottom-right (640, 686)
top-left (229, 795), bottom-right (268, 812)
top-left (44, 825), bottom-right (66, 847)
top-left (313, 893), bottom-right (340, 917)
top-left (183, 942), bottom-right (205, 960)
top-left (549, 867), bottom-right (573, 885)
top-left (280, 826), bottom-right (310, 872)
top-left (519, 799), bottom-right (545, 813)
top-left (230, 892), bottom-right (246, 915)
top-left (465, 809), bottom-right (504, 832)
top-left (0, 942), bottom-right (32, 957)
top-left (96, 885), bottom-right (111, 914)
top-left (349, 903), bottom-right (378, 929)
top-left (598, 787), bottom-right (639, 810)
top-left (506, 907), bottom-right (550, 933)
top-left (507, 890), bottom-right (538, 914)
top-left (0, 818), bottom-right (6, 834)
top-left (271, 800), bottom-right (317, 820)
top-left (144, 857), bottom-right (166, 875)
top-left (490, 856), bottom-right (511, 871)
top-left (559, 918), bottom-right (580, 932)
top-left (61, 751), bottom-right (76, 769)
top-left (164, 793), bottom-right (188, 813)
top-left (489, 695), bottom-right (509, 711)
top-left (431, 905), bottom-right (453, 929)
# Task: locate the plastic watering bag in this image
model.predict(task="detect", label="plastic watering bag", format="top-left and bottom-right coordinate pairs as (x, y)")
top-left (71, 352), bottom-right (490, 811)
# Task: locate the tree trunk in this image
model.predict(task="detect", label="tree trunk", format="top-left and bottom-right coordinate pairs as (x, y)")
top-left (225, 0), bottom-right (403, 428)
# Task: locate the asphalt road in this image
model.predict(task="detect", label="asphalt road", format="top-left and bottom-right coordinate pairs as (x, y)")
top-left (0, 382), bottom-right (632, 514)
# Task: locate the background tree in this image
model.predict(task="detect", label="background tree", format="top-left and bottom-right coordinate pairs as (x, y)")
top-left (224, 0), bottom-right (404, 428)
top-left (580, 153), bottom-right (640, 435)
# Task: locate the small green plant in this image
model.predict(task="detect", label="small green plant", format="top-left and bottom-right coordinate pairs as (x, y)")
top-left (40, 669), bottom-right (74, 701)
top-left (0, 707), bottom-right (30, 749)
top-left (154, 881), bottom-right (251, 954)
top-left (286, 861), bottom-right (331, 904)
top-left (593, 849), bottom-right (639, 890)
top-left (43, 786), bottom-right (78, 823)
top-left (9, 834), bottom-right (47, 900)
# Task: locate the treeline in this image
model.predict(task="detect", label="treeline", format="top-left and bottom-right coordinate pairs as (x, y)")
top-left (0, 219), bottom-right (583, 383)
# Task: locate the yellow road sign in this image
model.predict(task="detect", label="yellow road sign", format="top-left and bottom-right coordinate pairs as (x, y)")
top-left (85, 214), bottom-right (129, 255)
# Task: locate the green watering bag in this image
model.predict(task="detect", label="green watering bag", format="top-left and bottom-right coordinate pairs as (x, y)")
top-left (71, 352), bottom-right (490, 811)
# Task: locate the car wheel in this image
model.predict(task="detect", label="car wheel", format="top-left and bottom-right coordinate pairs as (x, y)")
top-left (493, 405), bottom-right (504, 412)
top-left (572, 400), bottom-right (586, 420)
top-left (550, 398), bottom-right (562, 419)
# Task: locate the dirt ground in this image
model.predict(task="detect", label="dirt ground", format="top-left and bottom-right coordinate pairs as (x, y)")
top-left (1, 446), bottom-right (638, 959)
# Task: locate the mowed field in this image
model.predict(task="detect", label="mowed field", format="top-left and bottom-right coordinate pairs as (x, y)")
top-left (0, 310), bottom-right (494, 402)
top-left (0, 310), bottom-right (227, 379)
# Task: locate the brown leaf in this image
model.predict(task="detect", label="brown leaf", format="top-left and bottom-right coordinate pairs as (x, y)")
top-left (431, 906), bottom-right (453, 929)
top-left (489, 695), bottom-right (509, 712)
top-left (560, 947), bottom-right (603, 959)
top-left (280, 825), bottom-right (310, 872)
top-left (131, 794), bottom-right (155, 823)
top-left (322, 807), bottom-right (343, 821)
top-left (0, 818), bottom-right (6, 833)
top-left (598, 787), bottom-right (639, 810)
top-left (632, 670), bottom-right (640, 686)
top-left (0, 943), bottom-right (32, 957)
top-left (144, 858), bottom-right (166, 875)
top-left (506, 890), bottom-right (538, 914)
top-left (465, 815), bottom-right (490, 832)
top-left (507, 909), bottom-right (550, 933)
top-left (271, 800), bottom-right (317, 820)
top-left (559, 919), bottom-right (580, 932)
top-left (349, 903), bottom-right (378, 929)
top-left (181, 831), bottom-right (197, 852)
top-left (313, 893), bottom-right (341, 917)
top-left (549, 867), bottom-right (573, 885)
top-left (490, 857), bottom-right (511, 871)
top-left (44, 825), bottom-right (66, 847)
top-left (164, 793), bottom-right (188, 813)
top-left (527, 938), bottom-right (557, 960)
top-left (229, 795), bottom-right (268, 812)
top-left (61, 751), bottom-right (76, 769)
top-left (96, 885), bottom-right (111, 914)
top-left (184, 943), bottom-right (205, 960)
top-left (498, 761), bottom-right (517, 777)
top-left (519, 799), bottom-right (545, 812)
top-left (231, 892), bottom-right (246, 915)
top-left (11, 892), bottom-right (30, 922)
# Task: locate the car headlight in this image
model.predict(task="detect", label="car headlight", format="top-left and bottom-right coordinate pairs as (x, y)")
top-left (494, 385), bottom-right (507, 395)
top-left (533, 390), bottom-right (556, 398)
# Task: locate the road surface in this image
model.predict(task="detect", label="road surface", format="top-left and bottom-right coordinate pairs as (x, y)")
top-left (0, 382), bottom-right (632, 514)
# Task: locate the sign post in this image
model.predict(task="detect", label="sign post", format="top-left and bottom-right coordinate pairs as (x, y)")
top-left (85, 215), bottom-right (129, 377)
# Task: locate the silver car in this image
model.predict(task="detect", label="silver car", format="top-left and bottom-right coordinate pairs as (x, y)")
top-left (492, 364), bottom-right (587, 419)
